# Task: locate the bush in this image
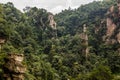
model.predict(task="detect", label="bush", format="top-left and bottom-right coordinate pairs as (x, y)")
top-left (88, 65), bottom-right (113, 80)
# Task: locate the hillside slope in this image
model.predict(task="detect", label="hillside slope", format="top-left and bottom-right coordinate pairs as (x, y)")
top-left (0, 0), bottom-right (120, 80)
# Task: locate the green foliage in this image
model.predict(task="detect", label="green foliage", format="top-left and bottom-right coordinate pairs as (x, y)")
top-left (25, 54), bottom-right (60, 80)
top-left (0, 0), bottom-right (120, 80)
top-left (88, 65), bottom-right (113, 80)
top-left (68, 65), bottom-right (113, 80)
top-left (0, 52), bottom-right (6, 79)
top-left (107, 53), bottom-right (120, 73)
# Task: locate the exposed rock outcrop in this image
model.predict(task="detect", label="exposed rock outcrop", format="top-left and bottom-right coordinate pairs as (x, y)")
top-left (0, 38), bottom-right (6, 44)
top-left (48, 13), bottom-right (57, 38)
top-left (3, 54), bottom-right (26, 80)
top-left (105, 17), bottom-right (117, 44)
top-left (117, 32), bottom-right (120, 43)
top-left (48, 14), bottom-right (57, 30)
top-left (80, 24), bottom-right (89, 59)
top-left (104, 0), bottom-right (120, 44)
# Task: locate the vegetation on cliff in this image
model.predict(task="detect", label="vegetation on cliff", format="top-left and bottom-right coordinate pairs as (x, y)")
top-left (0, 0), bottom-right (120, 80)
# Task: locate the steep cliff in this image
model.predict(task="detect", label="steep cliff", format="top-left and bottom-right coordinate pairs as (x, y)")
top-left (48, 13), bottom-right (57, 30)
top-left (1, 1), bottom-right (120, 80)
top-left (104, 0), bottom-right (120, 44)
top-left (3, 54), bottom-right (26, 80)
top-left (80, 24), bottom-right (89, 59)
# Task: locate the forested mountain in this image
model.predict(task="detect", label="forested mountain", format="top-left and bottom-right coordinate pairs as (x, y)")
top-left (0, 0), bottom-right (120, 80)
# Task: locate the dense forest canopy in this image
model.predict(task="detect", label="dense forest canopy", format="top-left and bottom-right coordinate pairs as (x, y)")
top-left (0, 0), bottom-right (120, 80)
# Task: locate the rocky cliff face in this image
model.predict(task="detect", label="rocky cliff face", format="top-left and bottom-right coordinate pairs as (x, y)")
top-left (48, 13), bottom-right (57, 38)
top-left (3, 54), bottom-right (26, 80)
top-left (48, 14), bottom-right (57, 30)
top-left (80, 24), bottom-right (89, 59)
top-left (103, 0), bottom-right (120, 45)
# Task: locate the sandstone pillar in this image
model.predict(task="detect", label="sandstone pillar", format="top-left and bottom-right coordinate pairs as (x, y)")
top-left (3, 54), bottom-right (26, 80)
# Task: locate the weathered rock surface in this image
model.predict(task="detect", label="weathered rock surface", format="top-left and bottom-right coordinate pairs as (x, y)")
top-left (48, 14), bottom-right (57, 30)
top-left (104, 0), bottom-right (120, 44)
top-left (80, 24), bottom-right (89, 59)
top-left (0, 38), bottom-right (6, 44)
top-left (3, 54), bottom-right (26, 80)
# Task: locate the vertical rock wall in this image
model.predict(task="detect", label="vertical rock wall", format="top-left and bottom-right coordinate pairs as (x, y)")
top-left (3, 54), bottom-right (26, 80)
top-left (48, 13), bottom-right (57, 38)
top-left (48, 14), bottom-right (57, 30)
top-left (80, 24), bottom-right (89, 59)
top-left (104, 0), bottom-right (120, 44)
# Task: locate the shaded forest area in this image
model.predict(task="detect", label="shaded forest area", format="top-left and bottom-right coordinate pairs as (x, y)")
top-left (0, 0), bottom-right (120, 80)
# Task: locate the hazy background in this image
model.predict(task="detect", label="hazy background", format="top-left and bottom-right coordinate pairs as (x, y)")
top-left (0, 0), bottom-right (102, 14)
